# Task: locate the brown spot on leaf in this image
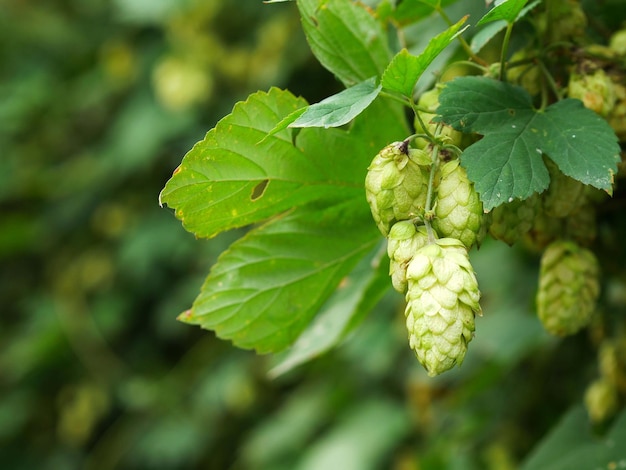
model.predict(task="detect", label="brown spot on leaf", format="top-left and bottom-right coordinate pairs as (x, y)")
top-left (251, 179), bottom-right (269, 201)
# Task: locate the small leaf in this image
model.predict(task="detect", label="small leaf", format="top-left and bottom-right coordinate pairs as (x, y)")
top-left (381, 17), bottom-right (468, 97)
top-left (261, 107), bottom-right (307, 142)
top-left (178, 200), bottom-right (381, 354)
top-left (437, 76), bottom-right (620, 210)
top-left (297, 0), bottom-right (392, 86)
top-left (470, 20), bottom-right (507, 53)
top-left (269, 243), bottom-right (390, 377)
top-left (378, 0), bottom-right (458, 25)
top-left (290, 78), bottom-right (381, 128)
top-left (477, 0), bottom-right (529, 26)
top-left (471, 0), bottom-right (539, 53)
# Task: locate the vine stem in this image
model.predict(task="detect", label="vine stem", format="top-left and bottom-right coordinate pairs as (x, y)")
top-left (410, 97), bottom-right (436, 143)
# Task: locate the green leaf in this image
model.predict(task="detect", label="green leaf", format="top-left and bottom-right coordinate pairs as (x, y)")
top-left (436, 76), bottom-right (620, 210)
top-left (268, 243), bottom-right (390, 377)
top-left (178, 200), bottom-right (381, 354)
top-left (160, 88), bottom-right (365, 239)
top-left (377, 0), bottom-right (459, 25)
top-left (470, 20), bottom-right (507, 53)
top-left (471, 0), bottom-right (540, 51)
top-left (381, 17), bottom-right (467, 97)
top-left (477, 0), bottom-right (529, 26)
top-left (297, 0), bottom-right (392, 86)
top-left (521, 406), bottom-right (626, 470)
top-left (290, 78), bottom-right (382, 128)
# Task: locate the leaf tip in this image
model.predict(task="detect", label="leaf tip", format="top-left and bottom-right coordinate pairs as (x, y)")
top-left (177, 309), bottom-right (195, 323)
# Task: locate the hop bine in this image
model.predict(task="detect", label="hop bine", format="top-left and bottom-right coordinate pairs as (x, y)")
top-left (405, 238), bottom-right (482, 376)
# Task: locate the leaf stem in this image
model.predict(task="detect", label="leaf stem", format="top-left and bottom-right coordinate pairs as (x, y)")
top-left (379, 90), bottom-right (411, 107)
top-left (537, 58), bottom-right (562, 103)
top-left (499, 22), bottom-right (515, 82)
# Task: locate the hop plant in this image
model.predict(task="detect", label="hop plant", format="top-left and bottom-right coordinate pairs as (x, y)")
top-left (568, 69), bottom-right (616, 117)
top-left (387, 221), bottom-right (430, 293)
top-left (432, 160), bottom-right (483, 249)
top-left (488, 194), bottom-right (540, 246)
top-left (536, 241), bottom-right (600, 336)
top-left (365, 141), bottom-right (430, 236)
top-left (405, 238), bottom-right (482, 376)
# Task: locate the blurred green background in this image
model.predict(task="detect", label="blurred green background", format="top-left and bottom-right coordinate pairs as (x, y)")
top-left (1, 1), bottom-right (618, 469)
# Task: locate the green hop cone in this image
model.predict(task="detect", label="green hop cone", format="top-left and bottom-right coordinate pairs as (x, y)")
top-left (405, 238), bottom-right (482, 376)
top-left (536, 241), bottom-right (600, 336)
top-left (488, 194), bottom-right (540, 246)
top-left (387, 222), bottom-right (430, 293)
top-left (564, 202), bottom-right (597, 247)
top-left (414, 86), bottom-right (465, 149)
top-left (568, 69), bottom-right (616, 117)
top-left (365, 141), bottom-right (430, 237)
top-left (432, 160), bottom-right (483, 249)
top-left (506, 48), bottom-right (542, 96)
top-left (584, 378), bottom-right (619, 424)
top-left (542, 160), bottom-right (588, 218)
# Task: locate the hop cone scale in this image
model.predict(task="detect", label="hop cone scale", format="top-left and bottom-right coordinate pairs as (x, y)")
top-left (432, 160), bottom-right (483, 248)
top-left (365, 141), bottom-right (429, 236)
top-left (536, 240), bottom-right (600, 336)
top-left (405, 238), bottom-right (482, 376)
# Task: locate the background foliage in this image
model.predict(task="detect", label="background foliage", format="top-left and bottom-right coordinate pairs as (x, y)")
top-left (2, 0), bottom-right (625, 469)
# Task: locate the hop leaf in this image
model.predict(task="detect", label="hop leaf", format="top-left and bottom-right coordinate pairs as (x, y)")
top-left (387, 222), bottom-right (430, 293)
top-left (432, 160), bottom-right (484, 249)
top-left (536, 241), bottom-right (600, 336)
top-left (365, 141), bottom-right (429, 236)
top-left (405, 238), bottom-right (482, 376)
top-left (488, 194), bottom-right (540, 245)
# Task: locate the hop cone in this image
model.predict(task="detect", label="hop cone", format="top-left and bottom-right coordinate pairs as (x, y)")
top-left (568, 69), bottom-right (616, 117)
top-left (414, 87), bottom-right (465, 149)
top-left (564, 202), bottom-right (597, 247)
top-left (543, 160), bottom-right (587, 218)
top-left (387, 222), bottom-right (430, 293)
top-left (489, 194), bottom-right (540, 245)
top-left (433, 160), bottom-right (483, 249)
top-left (506, 48), bottom-right (542, 96)
top-left (536, 241), bottom-right (600, 336)
top-left (365, 141), bottom-right (429, 236)
top-left (405, 238), bottom-right (482, 376)
top-left (584, 378), bottom-right (619, 424)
